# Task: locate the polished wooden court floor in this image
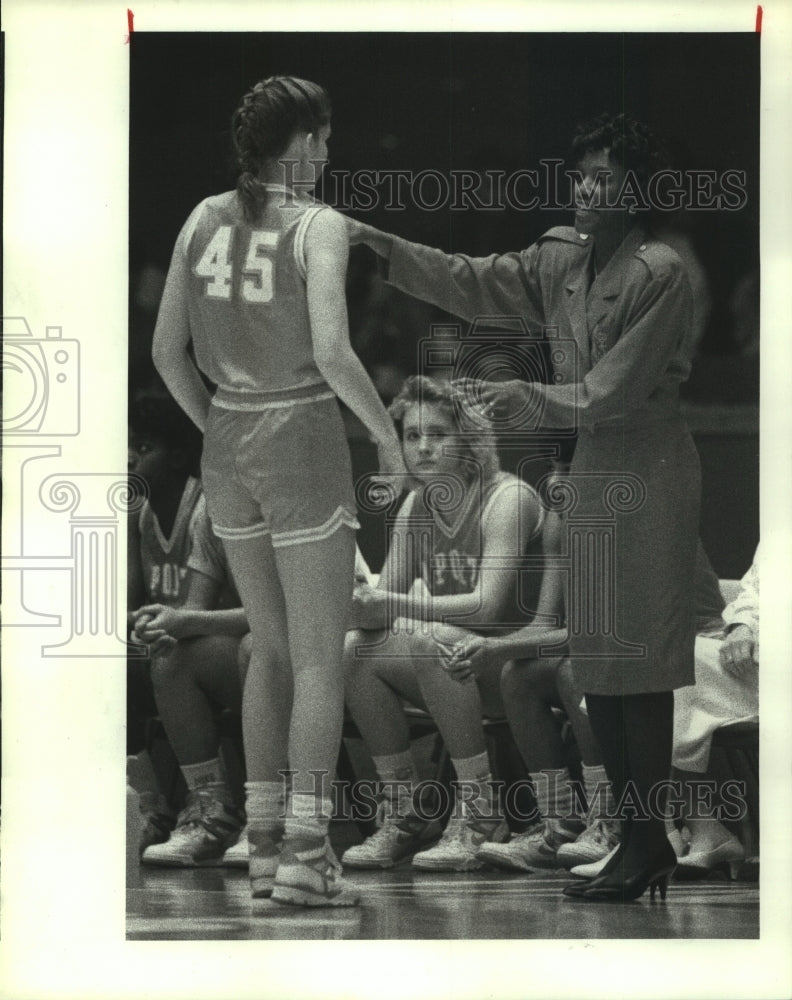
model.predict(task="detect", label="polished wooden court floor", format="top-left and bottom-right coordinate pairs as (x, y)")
top-left (127, 825), bottom-right (759, 941)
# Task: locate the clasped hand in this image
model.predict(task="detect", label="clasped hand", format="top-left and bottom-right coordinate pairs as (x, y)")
top-left (435, 634), bottom-right (495, 683)
top-left (131, 603), bottom-right (184, 656)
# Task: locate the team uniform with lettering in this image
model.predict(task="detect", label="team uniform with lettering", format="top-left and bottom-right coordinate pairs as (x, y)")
top-left (134, 475), bottom-right (238, 615)
top-left (402, 470), bottom-right (544, 632)
top-left (156, 186), bottom-right (358, 547)
top-left (128, 477), bottom-right (233, 754)
top-left (136, 476), bottom-right (204, 608)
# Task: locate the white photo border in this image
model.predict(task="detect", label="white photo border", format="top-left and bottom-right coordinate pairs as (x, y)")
top-left (2, 2), bottom-right (791, 998)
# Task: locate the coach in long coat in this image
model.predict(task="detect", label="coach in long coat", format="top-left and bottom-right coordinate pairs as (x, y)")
top-left (354, 219), bottom-right (701, 697)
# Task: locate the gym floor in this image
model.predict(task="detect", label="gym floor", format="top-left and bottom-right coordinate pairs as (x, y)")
top-left (127, 822), bottom-right (759, 941)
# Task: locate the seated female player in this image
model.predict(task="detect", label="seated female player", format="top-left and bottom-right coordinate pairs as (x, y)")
top-left (445, 450), bottom-right (617, 874)
top-left (134, 524), bottom-right (249, 868)
top-left (127, 386), bottom-right (254, 858)
top-left (444, 526), bottom-right (729, 877)
top-left (341, 375), bottom-right (544, 872)
top-left (137, 544), bottom-right (376, 868)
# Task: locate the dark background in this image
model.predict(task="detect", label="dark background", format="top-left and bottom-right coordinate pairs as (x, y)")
top-left (129, 32), bottom-right (760, 576)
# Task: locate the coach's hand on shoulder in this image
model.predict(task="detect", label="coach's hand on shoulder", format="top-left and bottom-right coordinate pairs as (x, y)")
top-left (345, 216), bottom-right (370, 245)
top-left (345, 216), bottom-right (393, 259)
top-left (452, 377), bottom-right (531, 423)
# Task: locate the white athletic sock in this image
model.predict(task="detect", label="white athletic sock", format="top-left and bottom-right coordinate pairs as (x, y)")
top-left (181, 757), bottom-right (232, 805)
top-left (452, 751), bottom-right (499, 822)
top-left (284, 792), bottom-right (333, 843)
top-left (529, 767), bottom-right (576, 824)
top-left (372, 750), bottom-right (419, 820)
top-left (581, 763), bottom-right (615, 822)
top-left (245, 780), bottom-right (285, 836)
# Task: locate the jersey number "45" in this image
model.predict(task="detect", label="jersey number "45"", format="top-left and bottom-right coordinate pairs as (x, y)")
top-left (195, 226), bottom-right (279, 302)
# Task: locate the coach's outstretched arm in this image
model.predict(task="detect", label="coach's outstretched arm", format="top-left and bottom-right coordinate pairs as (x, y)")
top-left (347, 217), bottom-right (545, 327)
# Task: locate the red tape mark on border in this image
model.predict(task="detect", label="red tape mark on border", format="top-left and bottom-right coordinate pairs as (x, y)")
top-left (126, 9), bottom-right (135, 43)
top-left (756, 5), bottom-right (762, 33)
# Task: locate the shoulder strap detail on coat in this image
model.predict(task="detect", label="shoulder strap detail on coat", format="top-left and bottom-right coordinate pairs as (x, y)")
top-left (536, 226), bottom-right (591, 246)
top-left (633, 239), bottom-right (685, 280)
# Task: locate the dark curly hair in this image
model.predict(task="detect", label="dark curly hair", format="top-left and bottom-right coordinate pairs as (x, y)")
top-left (571, 112), bottom-right (672, 209)
top-left (128, 388), bottom-right (203, 478)
top-left (231, 76), bottom-right (332, 221)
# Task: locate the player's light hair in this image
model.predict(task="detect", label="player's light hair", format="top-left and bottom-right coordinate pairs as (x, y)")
top-left (388, 375), bottom-right (500, 482)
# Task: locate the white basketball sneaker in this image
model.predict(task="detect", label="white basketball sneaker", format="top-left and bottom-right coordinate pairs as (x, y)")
top-left (412, 813), bottom-right (510, 872)
top-left (478, 819), bottom-right (581, 871)
top-left (555, 819), bottom-right (621, 868)
top-left (342, 813), bottom-right (443, 869)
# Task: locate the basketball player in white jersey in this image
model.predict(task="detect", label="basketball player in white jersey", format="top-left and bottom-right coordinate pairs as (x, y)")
top-left (153, 76), bottom-right (405, 908)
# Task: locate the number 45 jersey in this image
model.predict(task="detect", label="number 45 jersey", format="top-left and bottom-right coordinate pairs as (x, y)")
top-left (159, 186), bottom-right (331, 397)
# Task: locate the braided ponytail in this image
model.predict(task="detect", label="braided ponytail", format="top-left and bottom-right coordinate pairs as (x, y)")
top-left (231, 76), bottom-right (332, 222)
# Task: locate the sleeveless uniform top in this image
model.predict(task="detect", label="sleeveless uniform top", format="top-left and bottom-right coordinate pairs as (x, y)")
top-left (137, 476), bottom-right (205, 607)
top-left (176, 186), bottom-right (333, 399)
top-left (184, 495), bottom-right (241, 609)
top-left (137, 477), bottom-right (238, 608)
top-left (403, 470), bottom-right (545, 633)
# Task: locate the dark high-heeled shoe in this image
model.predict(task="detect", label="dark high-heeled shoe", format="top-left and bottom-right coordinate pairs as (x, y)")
top-left (576, 843), bottom-right (677, 903)
top-left (563, 840), bottom-right (625, 898)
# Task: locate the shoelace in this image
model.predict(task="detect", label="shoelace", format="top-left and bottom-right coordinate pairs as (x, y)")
top-left (517, 822), bottom-right (548, 846)
top-left (585, 819), bottom-right (619, 845)
top-left (326, 843), bottom-right (343, 874)
top-left (437, 816), bottom-right (466, 846)
top-left (367, 799), bottom-right (392, 836)
top-left (174, 796), bottom-right (202, 830)
top-left (365, 798), bottom-right (416, 846)
top-left (365, 821), bottom-right (404, 849)
top-left (374, 799), bottom-right (388, 827)
top-left (375, 796), bottom-right (415, 829)
top-left (306, 841), bottom-right (342, 880)
top-left (175, 791), bottom-right (226, 832)
top-left (512, 829), bottom-right (535, 846)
